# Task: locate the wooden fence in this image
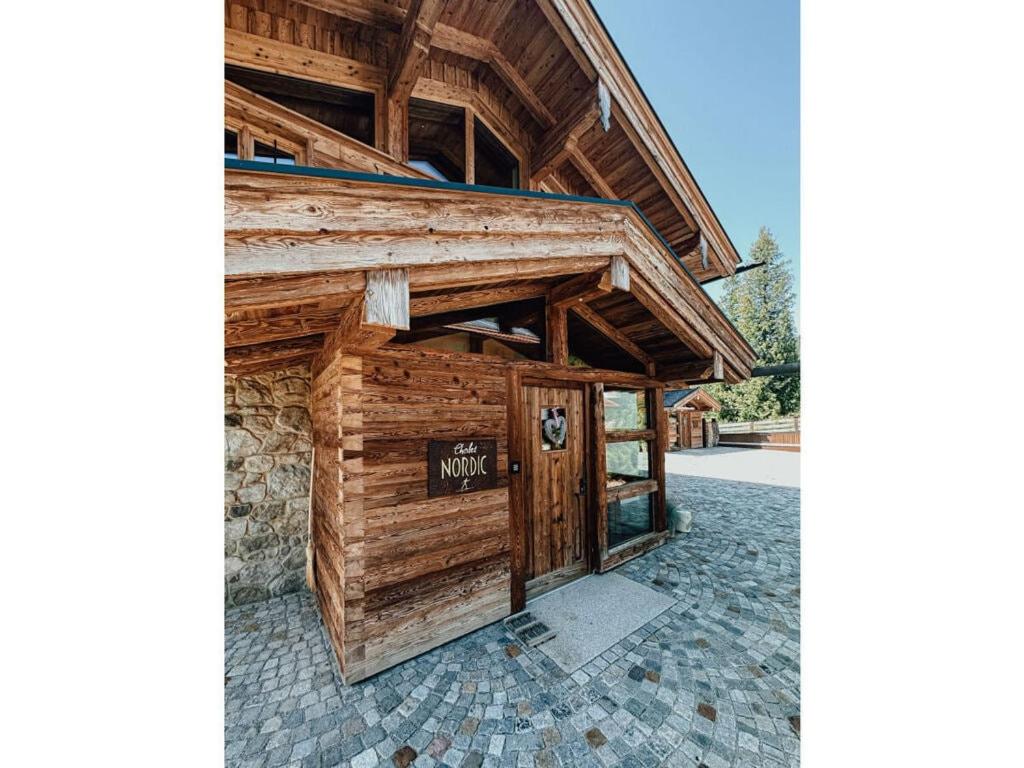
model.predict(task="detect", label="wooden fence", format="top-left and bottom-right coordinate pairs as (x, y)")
top-left (716, 417), bottom-right (800, 451)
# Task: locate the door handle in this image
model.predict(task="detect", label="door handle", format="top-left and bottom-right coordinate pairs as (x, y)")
top-left (576, 477), bottom-right (586, 496)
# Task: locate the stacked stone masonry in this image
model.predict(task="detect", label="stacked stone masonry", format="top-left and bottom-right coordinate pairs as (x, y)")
top-left (225, 365), bottom-right (313, 607)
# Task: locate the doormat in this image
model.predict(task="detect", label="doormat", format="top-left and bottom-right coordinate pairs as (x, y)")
top-left (525, 573), bottom-right (675, 673)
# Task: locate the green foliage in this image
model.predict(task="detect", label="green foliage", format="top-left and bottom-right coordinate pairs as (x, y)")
top-left (705, 227), bottom-right (800, 421)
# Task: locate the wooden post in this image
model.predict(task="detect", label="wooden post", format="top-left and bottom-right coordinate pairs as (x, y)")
top-left (385, 97), bottom-right (408, 163)
top-left (507, 369), bottom-right (526, 613)
top-left (464, 107), bottom-right (475, 184)
top-left (609, 255), bottom-right (630, 291)
top-left (591, 383), bottom-right (608, 567)
top-left (546, 302), bottom-right (568, 365)
top-left (653, 387), bottom-right (667, 532)
top-left (364, 268), bottom-right (410, 330)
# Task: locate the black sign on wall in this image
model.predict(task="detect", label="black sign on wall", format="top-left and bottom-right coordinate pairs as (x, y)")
top-left (427, 439), bottom-right (498, 497)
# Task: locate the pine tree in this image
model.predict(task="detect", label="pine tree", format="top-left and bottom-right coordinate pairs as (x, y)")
top-left (705, 227), bottom-right (800, 421)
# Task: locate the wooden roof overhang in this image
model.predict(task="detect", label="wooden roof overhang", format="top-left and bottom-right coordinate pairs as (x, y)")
top-left (224, 0), bottom-right (743, 282)
top-left (665, 388), bottom-right (721, 413)
top-left (225, 160), bottom-right (756, 382)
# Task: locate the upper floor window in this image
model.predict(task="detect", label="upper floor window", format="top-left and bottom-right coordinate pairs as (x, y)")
top-left (224, 129), bottom-right (239, 160)
top-left (409, 98), bottom-right (466, 183)
top-left (474, 119), bottom-right (519, 189)
top-left (225, 65), bottom-right (375, 147)
top-left (253, 139), bottom-right (295, 165)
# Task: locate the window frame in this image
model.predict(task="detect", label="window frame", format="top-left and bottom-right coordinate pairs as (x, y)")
top-left (225, 119), bottom-right (307, 165)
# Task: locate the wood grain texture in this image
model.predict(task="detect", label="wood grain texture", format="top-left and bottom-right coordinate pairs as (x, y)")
top-left (313, 344), bottom-right (513, 682)
top-left (522, 385), bottom-right (586, 582)
top-left (364, 268), bottom-right (410, 329)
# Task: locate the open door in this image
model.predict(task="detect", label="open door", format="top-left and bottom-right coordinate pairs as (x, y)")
top-left (593, 384), bottom-right (667, 572)
top-left (521, 383), bottom-right (588, 599)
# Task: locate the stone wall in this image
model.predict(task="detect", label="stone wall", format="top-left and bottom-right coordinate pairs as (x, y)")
top-left (224, 365), bottom-right (313, 607)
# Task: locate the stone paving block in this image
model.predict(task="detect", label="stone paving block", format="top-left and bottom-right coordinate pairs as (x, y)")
top-left (225, 476), bottom-right (800, 768)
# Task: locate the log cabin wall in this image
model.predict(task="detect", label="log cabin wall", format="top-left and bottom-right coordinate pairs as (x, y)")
top-left (314, 345), bottom-right (512, 682)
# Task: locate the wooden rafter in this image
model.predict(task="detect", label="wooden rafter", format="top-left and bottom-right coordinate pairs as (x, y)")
top-left (548, 270), bottom-right (613, 309)
top-left (388, 0), bottom-right (445, 101)
top-left (431, 25), bottom-right (556, 128)
top-left (547, 0), bottom-right (739, 275)
top-left (530, 80), bottom-right (608, 184)
top-left (570, 303), bottom-right (654, 370)
top-left (225, 336), bottom-right (324, 375)
top-left (658, 351), bottom-right (724, 385)
top-left (568, 145), bottom-right (615, 198)
top-left (410, 282), bottom-right (549, 317)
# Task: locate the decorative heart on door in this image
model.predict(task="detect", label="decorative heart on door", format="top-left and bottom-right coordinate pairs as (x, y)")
top-left (543, 412), bottom-right (567, 449)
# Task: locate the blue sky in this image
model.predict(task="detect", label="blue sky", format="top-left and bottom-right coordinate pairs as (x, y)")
top-left (591, 0), bottom-right (800, 320)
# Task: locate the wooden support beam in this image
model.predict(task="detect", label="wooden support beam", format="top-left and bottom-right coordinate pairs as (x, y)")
top-left (627, 272), bottom-right (713, 360)
top-left (548, 270), bottom-right (613, 309)
top-left (312, 299), bottom-right (395, 376)
top-left (225, 28), bottom-right (384, 92)
top-left (225, 336), bottom-right (324, 375)
top-left (364, 268), bottom-right (410, 330)
top-left (609, 255), bottom-right (630, 291)
top-left (571, 303), bottom-right (654, 370)
top-left (657, 350), bottom-right (724, 384)
top-left (409, 281), bottom-right (548, 317)
top-left (464, 108), bottom-right (475, 185)
top-left (388, 0), bottom-right (445, 102)
top-left (385, 0), bottom-right (444, 162)
top-left (298, 0), bottom-right (404, 28)
top-left (431, 25), bottom-right (557, 128)
top-left (530, 80), bottom-right (608, 183)
top-left (568, 145), bottom-right (614, 198)
top-left (546, 303), bottom-right (568, 365)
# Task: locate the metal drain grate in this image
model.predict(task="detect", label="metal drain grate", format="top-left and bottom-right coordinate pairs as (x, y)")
top-left (503, 611), bottom-right (556, 647)
top-left (516, 621), bottom-right (555, 647)
top-left (504, 612), bottom-right (535, 632)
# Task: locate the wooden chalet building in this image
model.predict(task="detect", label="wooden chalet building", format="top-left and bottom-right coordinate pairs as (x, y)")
top-left (664, 388), bottom-right (721, 450)
top-left (224, 0), bottom-right (757, 682)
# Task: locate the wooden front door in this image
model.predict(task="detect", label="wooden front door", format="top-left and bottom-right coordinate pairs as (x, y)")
top-left (522, 384), bottom-right (588, 598)
top-left (690, 413), bottom-right (704, 449)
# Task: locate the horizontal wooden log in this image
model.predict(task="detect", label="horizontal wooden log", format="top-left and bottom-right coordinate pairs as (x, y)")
top-left (224, 168), bottom-right (757, 375)
top-left (224, 28), bottom-right (383, 91)
top-left (224, 336), bottom-right (322, 374)
top-left (409, 282), bottom-right (548, 318)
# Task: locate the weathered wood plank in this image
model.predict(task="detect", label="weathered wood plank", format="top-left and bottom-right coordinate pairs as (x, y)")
top-left (364, 268), bottom-right (410, 330)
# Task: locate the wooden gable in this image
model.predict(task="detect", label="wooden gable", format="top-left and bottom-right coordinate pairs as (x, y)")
top-left (224, 0), bottom-right (744, 283)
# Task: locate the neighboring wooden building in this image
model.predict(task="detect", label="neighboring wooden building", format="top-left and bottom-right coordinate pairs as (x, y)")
top-left (224, 0), bottom-right (756, 682)
top-left (664, 388), bottom-right (721, 450)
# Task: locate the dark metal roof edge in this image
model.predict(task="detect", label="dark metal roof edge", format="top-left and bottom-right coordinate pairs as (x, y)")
top-left (225, 159), bottom-right (754, 360)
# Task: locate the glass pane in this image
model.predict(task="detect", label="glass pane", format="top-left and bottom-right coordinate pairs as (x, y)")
top-left (474, 119), bottom-right (518, 188)
top-left (409, 98), bottom-right (465, 182)
top-left (606, 441), bottom-right (650, 487)
top-left (224, 129), bottom-right (238, 159)
top-left (603, 389), bottom-right (648, 430)
top-left (253, 140), bottom-right (296, 165)
top-left (608, 493), bottom-right (653, 548)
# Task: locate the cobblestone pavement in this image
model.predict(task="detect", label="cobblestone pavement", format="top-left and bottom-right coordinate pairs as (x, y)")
top-left (225, 473), bottom-right (800, 768)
